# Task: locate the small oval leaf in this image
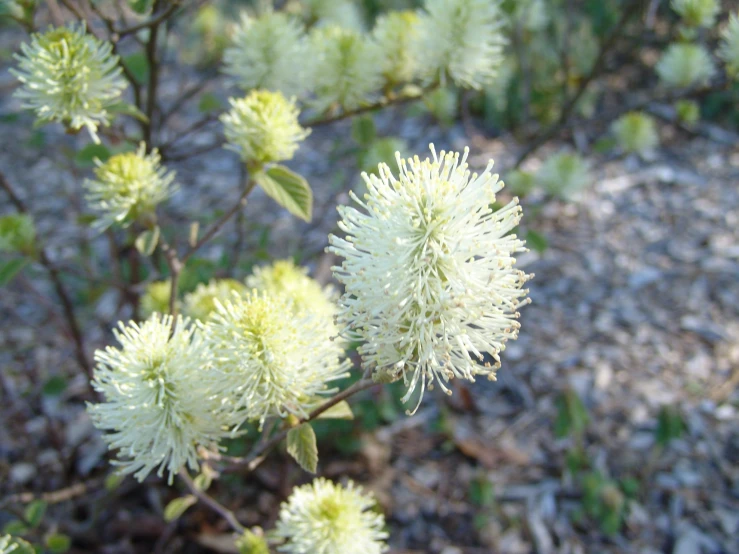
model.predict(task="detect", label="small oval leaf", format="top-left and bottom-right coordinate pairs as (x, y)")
top-left (286, 424), bottom-right (318, 473)
top-left (254, 166), bottom-right (313, 222)
top-left (164, 495), bottom-right (197, 522)
top-left (135, 226), bottom-right (160, 256)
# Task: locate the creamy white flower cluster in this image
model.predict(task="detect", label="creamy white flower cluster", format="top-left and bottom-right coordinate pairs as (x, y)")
top-left (84, 144), bottom-right (177, 229)
top-left (275, 478), bottom-right (388, 554)
top-left (11, 24), bottom-right (127, 143)
top-left (222, 0), bottom-right (506, 114)
top-left (88, 261), bottom-right (345, 481)
top-left (329, 145), bottom-right (530, 413)
top-left (611, 112), bottom-right (660, 156)
top-left (719, 12), bottom-right (739, 78)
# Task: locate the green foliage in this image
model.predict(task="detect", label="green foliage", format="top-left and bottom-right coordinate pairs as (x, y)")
top-left (236, 529), bottom-right (270, 554)
top-left (45, 533), bottom-right (72, 553)
top-left (287, 423), bottom-right (319, 473)
top-left (655, 405), bottom-right (686, 447)
top-left (254, 166), bottom-right (313, 222)
top-left (0, 213), bottom-right (35, 254)
top-left (554, 388), bottom-right (589, 439)
top-left (163, 495), bottom-right (197, 522)
top-left (580, 471), bottom-right (629, 536)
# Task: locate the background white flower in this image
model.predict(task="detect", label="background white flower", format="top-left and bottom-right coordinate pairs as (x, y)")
top-left (221, 90), bottom-right (310, 166)
top-left (611, 112), bottom-right (660, 156)
top-left (84, 144), bottom-right (177, 229)
top-left (719, 12), bottom-right (739, 78)
top-left (536, 151), bottom-right (592, 201)
top-left (183, 279), bottom-right (249, 322)
top-left (671, 0), bottom-right (719, 28)
top-left (203, 291), bottom-right (349, 428)
top-left (223, 12), bottom-right (308, 97)
top-left (308, 26), bottom-right (383, 112)
top-left (11, 24), bottom-right (126, 143)
top-left (372, 11), bottom-right (419, 86)
top-left (414, 0), bottom-right (505, 89)
top-left (275, 478), bottom-right (388, 554)
top-left (329, 145), bottom-right (530, 413)
top-left (87, 314), bottom-right (229, 483)
top-left (656, 43), bottom-right (715, 88)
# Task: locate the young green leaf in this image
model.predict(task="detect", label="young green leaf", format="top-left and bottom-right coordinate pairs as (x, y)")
top-left (254, 165), bottom-right (313, 222)
top-left (163, 495), bottom-right (197, 522)
top-left (316, 400), bottom-right (354, 420)
top-left (287, 424), bottom-right (318, 473)
top-left (135, 226), bottom-right (160, 256)
top-left (24, 499), bottom-right (47, 528)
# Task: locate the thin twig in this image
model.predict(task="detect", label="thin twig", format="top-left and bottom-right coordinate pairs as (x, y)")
top-left (0, 171), bottom-right (92, 380)
top-left (179, 469), bottom-right (246, 533)
top-left (181, 179), bottom-right (256, 264)
top-left (221, 373), bottom-right (379, 473)
top-left (143, 0), bottom-right (164, 147)
top-left (513, 0), bottom-right (643, 168)
top-left (116, 1), bottom-right (181, 37)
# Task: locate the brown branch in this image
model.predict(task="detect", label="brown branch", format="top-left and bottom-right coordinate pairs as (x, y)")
top-left (179, 469), bottom-right (245, 533)
top-left (0, 171), bottom-right (92, 380)
top-left (181, 179), bottom-right (256, 265)
top-left (143, 0), bottom-right (164, 148)
top-left (116, 1), bottom-right (181, 37)
top-left (220, 372), bottom-right (379, 473)
top-left (513, 0), bottom-right (644, 169)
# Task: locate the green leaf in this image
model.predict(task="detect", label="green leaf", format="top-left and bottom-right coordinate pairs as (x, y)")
top-left (108, 101), bottom-right (149, 123)
top-left (2, 518), bottom-right (28, 535)
top-left (122, 52), bottom-right (149, 84)
top-left (351, 114), bottom-right (376, 146)
top-left (163, 495), bottom-right (197, 522)
top-left (656, 405), bottom-right (685, 447)
top-left (104, 472), bottom-right (125, 491)
top-left (554, 388), bottom-right (589, 439)
top-left (74, 143), bottom-right (111, 167)
top-left (45, 533), bottom-right (71, 553)
top-left (193, 464), bottom-right (216, 492)
top-left (129, 0), bottom-right (152, 15)
top-left (525, 230), bottom-right (548, 254)
top-left (286, 424), bottom-right (318, 473)
top-left (0, 258), bottom-right (30, 286)
top-left (24, 499), bottom-right (46, 528)
top-left (254, 166), bottom-right (313, 222)
top-left (316, 400), bottom-right (354, 420)
top-left (0, 213), bottom-right (35, 253)
top-left (135, 226), bottom-right (160, 256)
top-left (198, 92), bottom-right (223, 113)
top-left (42, 375), bottom-right (68, 397)
top-left (235, 529), bottom-right (270, 554)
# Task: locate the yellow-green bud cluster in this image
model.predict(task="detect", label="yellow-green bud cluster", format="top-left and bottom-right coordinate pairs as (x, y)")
top-left (221, 90), bottom-right (310, 166)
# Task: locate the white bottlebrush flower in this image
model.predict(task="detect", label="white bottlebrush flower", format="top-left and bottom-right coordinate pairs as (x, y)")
top-left (372, 11), bottom-right (419, 86)
top-left (308, 26), bottom-right (383, 112)
top-left (328, 145), bottom-right (530, 413)
top-left (671, 0), bottom-right (719, 28)
top-left (275, 478), bottom-right (388, 554)
top-left (203, 291), bottom-right (350, 428)
top-left (536, 151), bottom-right (592, 201)
top-left (718, 12), bottom-right (739, 78)
top-left (183, 279), bottom-right (248, 322)
top-left (84, 144), bottom-right (177, 229)
top-left (140, 280), bottom-right (175, 318)
top-left (414, 0), bottom-right (505, 89)
top-left (246, 259), bottom-right (337, 319)
top-left (87, 314), bottom-right (230, 483)
top-left (223, 12), bottom-right (308, 97)
top-left (611, 112), bottom-right (660, 155)
top-left (0, 535), bottom-right (18, 554)
top-left (656, 43), bottom-right (715, 88)
top-left (11, 24), bottom-right (126, 143)
top-left (221, 90), bottom-right (310, 166)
